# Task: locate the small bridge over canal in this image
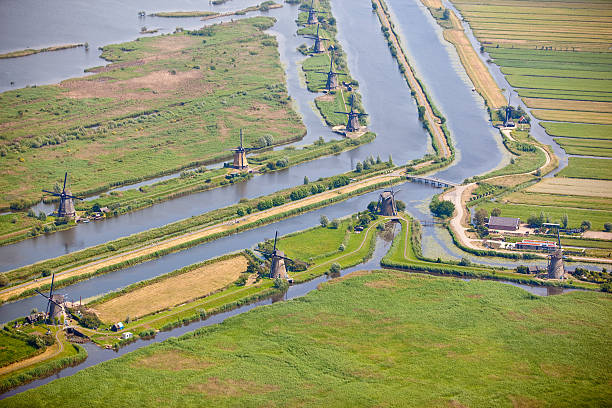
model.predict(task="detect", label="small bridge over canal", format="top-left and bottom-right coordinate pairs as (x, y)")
top-left (406, 175), bottom-right (458, 188)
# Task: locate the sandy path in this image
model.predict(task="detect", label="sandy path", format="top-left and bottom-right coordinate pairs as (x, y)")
top-left (373, 0), bottom-right (451, 159)
top-left (1, 171), bottom-right (402, 302)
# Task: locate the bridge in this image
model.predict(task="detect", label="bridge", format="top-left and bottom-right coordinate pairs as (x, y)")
top-left (419, 219), bottom-right (445, 226)
top-left (405, 175), bottom-right (459, 188)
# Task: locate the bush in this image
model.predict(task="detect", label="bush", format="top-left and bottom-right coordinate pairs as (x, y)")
top-left (581, 220), bottom-right (592, 231)
top-left (516, 265), bottom-right (529, 274)
top-left (329, 219), bottom-right (339, 229)
top-left (0, 274), bottom-right (8, 287)
top-left (459, 257), bottom-right (471, 266)
top-left (329, 263), bottom-right (341, 274)
top-left (234, 275), bottom-right (248, 286)
top-left (603, 222), bottom-right (611, 232)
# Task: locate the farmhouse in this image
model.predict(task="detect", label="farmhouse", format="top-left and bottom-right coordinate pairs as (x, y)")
top-left (516, 239), bottom-right (558, 252)
top-left (487, 216), bottom-right (520, 231)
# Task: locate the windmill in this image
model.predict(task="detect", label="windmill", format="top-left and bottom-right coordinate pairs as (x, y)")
top-left (34, 274), bottom-right (65, 325)
top-left (302, 24), bottom-right (328, 53)
top-left (305, 0), bottom-right (326, 25)
top-left (377, 187), bottom-right (400, 216)
top-left (42, 172), bottom-right (82, 218)
top-left (335, 95), bottom-right (367, 133)
top-left (544, 223), bottom-right (564, 279)
top-left (315, 48), bottom-right (345, 91)
top-left (254, 231), bottom-right (294, 281)
top-left (228, 129), bottom-right (262, 170)
top-left (504, 93), bottom-right (514, 127)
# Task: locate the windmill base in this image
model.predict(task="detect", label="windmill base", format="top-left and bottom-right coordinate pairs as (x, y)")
top-left (332, 126), bottom-right (367, 139)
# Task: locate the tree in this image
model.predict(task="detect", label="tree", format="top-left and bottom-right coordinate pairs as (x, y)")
top-left (329, 219), bottom-right (339, 229)
top-left (474, 208), bottom-right (488, 226)
top-left (0, 273), bottom-right (10, 287)
top-left (263, 134), bottom-right (274, 146)
top-left (303, 176), bottom-right (309, 185)
top-left (355, 162), bottom-right (363, 173)
top-left (329, 263), bottom-right (341, 274)
top-left (581, 220), bottom-right (592, 231)
top-left (38, 212), bottom-right (47, 221)
top-left (430, 198), bottom-right (455, 218)
top-left (561, 214), bottom-right (569, 229)
top-left (27, 208), bottom-right (35, 217)
top-left (442, 8), bottom-right (450, 20)
top-left (516, 265), bottom-right (529, 274)
top-left (388, 154), bottom-right (393, 165)
top-left (459, 257), bottom-right (471, 266)
top-left (320, 215), bottom-right (329, 227)
top-left (604, 222), bottom-right (612, 232)
top-left (367, 201), bottom-right (378, 213)
top-left (491, 208), bottom-right (501, 217)
top-left (395, 200), bottom-right (406, 212)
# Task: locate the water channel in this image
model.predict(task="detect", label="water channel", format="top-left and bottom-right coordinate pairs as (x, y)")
top-left (0, 0), bottom-right (585, 398)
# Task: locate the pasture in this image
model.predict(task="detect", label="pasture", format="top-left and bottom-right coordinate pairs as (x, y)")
top-left (0, 17), bottom-right (305, 208)
top-left (557, 157), bottom-right (612, 180)
top-left (524, 177), bottom-right (612, 199)
top-left (5, 271), bottom-right (610, 407)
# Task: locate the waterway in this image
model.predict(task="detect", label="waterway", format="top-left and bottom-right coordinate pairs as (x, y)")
top-left (0, 223), bottom-right (579, 400)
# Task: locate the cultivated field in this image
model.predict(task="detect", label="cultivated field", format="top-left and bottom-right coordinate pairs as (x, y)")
top-left (451, 0), bottom-right (612, 158)
top-left (557, 157), bottom-right (612, 180)
top-left (524, 177), bottom-right (612, 198)
top-left (93, 255), bottom-right (248, 323)
top-left (4, 271), bottom-right (610, 407)
top-left (0, 17), bottom-right (305, 208)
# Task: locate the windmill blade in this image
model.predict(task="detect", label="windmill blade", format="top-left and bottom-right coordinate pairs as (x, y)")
top-left (42, 190), bottom-right (62, 197)
top-left (253, 248), bottom-right (270, 255)
top-left (334, 111), bottom-right (349, 115)
top-left (357, 113), bottom-right (369, 117)
top-left (62, 172), bottom-right (68, 193)
top-left (273, 231), bottom-right (278, 252)
top-left (49, 273), bottom-right (55, 299)
top-left (34, 289), bottom-right (63, 307)
top-left (64, 194), bottom-right (84, 200)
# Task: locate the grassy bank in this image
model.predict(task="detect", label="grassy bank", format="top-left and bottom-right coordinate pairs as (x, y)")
top-left (0, 44), bottom-right (85, 59)
top-left (4, 270), bottom-right (610, 406)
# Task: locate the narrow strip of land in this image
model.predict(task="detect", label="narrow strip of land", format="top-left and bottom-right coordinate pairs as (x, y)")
top-left (0, 44), bottom-right (85, 59)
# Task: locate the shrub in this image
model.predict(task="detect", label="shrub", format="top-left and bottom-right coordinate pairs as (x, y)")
top-left (604, 222), bottom-right (611, 232)
top-left (429, 198), bottom-right (455, 218)
top-left (329, 219), bottom-right (339, 229)
top-left (459, 257), bottom-right (471, 266)
top-left (0, 274), bottom-right (8, 287)
top-left (320, 215), bottom-right (329, 227)
top-left (516, 265), bottom-right (529, 274)
top-left (329, 263), bottom-right (341, 274)
top-left (581, 220), bottom-right (592, 231)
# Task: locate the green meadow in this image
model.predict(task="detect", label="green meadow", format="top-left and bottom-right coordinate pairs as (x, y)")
top-left (0, 17), bottom-right (305, 209)
top-left (4, 270), bottom-right (610, 407)
top-left (557, 157), bottom-right (612, 180)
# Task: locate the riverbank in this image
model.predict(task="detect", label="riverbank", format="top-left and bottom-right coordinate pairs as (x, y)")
top-left (0, 165), bottom-right (402, 302)
top-left (0, 44), bottom-right (85, 59)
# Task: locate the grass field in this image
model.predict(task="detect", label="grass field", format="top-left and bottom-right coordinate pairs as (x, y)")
top-left (93, 254), bottom-right (248, 323)
top-left (541, 122), bottom-right (612, 140)
top-left (553, 137), bottom-right (612, 157)
top-left (557, 157), bottom-right (612, 180)
top-left (531, 109), bottom-right (612, 125)
top-left (478, 130), bottom-right (547, 179)
top-left (5, 270), bottom-right (610, 407)
top-left (276, 222), bottom-right (348, 262)
top-left (0, 17), bottom-right (305, 209)
top-left (504, 191), bottom-right (612, 212)
top-left (0, 331), bottom-right (41, 368)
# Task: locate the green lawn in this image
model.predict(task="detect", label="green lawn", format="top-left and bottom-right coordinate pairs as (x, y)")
top-left (277, 222), bottom-right (348, 262)
top-left (557, 157), bottom-right (612, 180)
top-left (0, 330), bottom-right (41, 368)
top-left (542, 122), bottom-right (612, 140)
top-left (504, 191), bottom-right (612, 212)
top-left (554, 138), bottom-right (612, 157)
top-left (4, 270), bottom-right (610, 407)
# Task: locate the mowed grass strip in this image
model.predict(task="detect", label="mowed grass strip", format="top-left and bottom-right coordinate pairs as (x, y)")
top-left (3, 271), bottom-right (611, 407)
top-left (557, 157), bottom-right (612, 180)
top-left (93, 255), bottom-right (248, 322)
top-left (502, 67), bottom-right (612, 81)
top-left (525, 177), bottom-right (612, 198)
top-left (541, 122), bottom-right (612, 140)
top-left (554, 137), bottom-right (612, 157)
top-left (523, 98), bottom-right (612, 113)
top-left (531, 109), bottom-right (612, 125)
top-left (504, 191), bottom-right (612, 212)
top-left (506, 75), bottom-right (612, 93)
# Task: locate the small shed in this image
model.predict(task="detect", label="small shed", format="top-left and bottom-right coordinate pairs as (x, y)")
top-left (111, 322), bottom-right (124, 332)
top-left (488, 216), bottom-right (520, 231)
top-left (121, 332), bottom-right (133, 340)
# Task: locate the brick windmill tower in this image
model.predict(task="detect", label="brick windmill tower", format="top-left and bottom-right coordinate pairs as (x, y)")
top-left (302, 24), bottom-right (329, 53)
top-left (335, 95), bottom-right (367, 133)
top-left (377, 188), bottom-right (399, 216)
top-left (316, 48), bottom-right (345, 91)
top-left (255, 231), bottom-right (294, 281)
top-left (229, 129), bottom-right (261, 170)
top-left (42, 172), bottom-right (82, 218)
top-left (305, 0), bottom-right (326, 25)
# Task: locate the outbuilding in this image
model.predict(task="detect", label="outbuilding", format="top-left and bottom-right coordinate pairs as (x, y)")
top-left (488, 216), bottom-right (520, 231)
top-left (121, 332), bottom-right (133, 340)
top-left (111, 322), bottom-right (124, 332)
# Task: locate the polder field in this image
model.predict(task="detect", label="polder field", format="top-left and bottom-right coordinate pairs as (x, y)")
top-left (0, 17), bottom-right (305, 209)
top-left (2, 271), bottom-right (610, 407)
top-left (450, 0), bottom-right (612, 174)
